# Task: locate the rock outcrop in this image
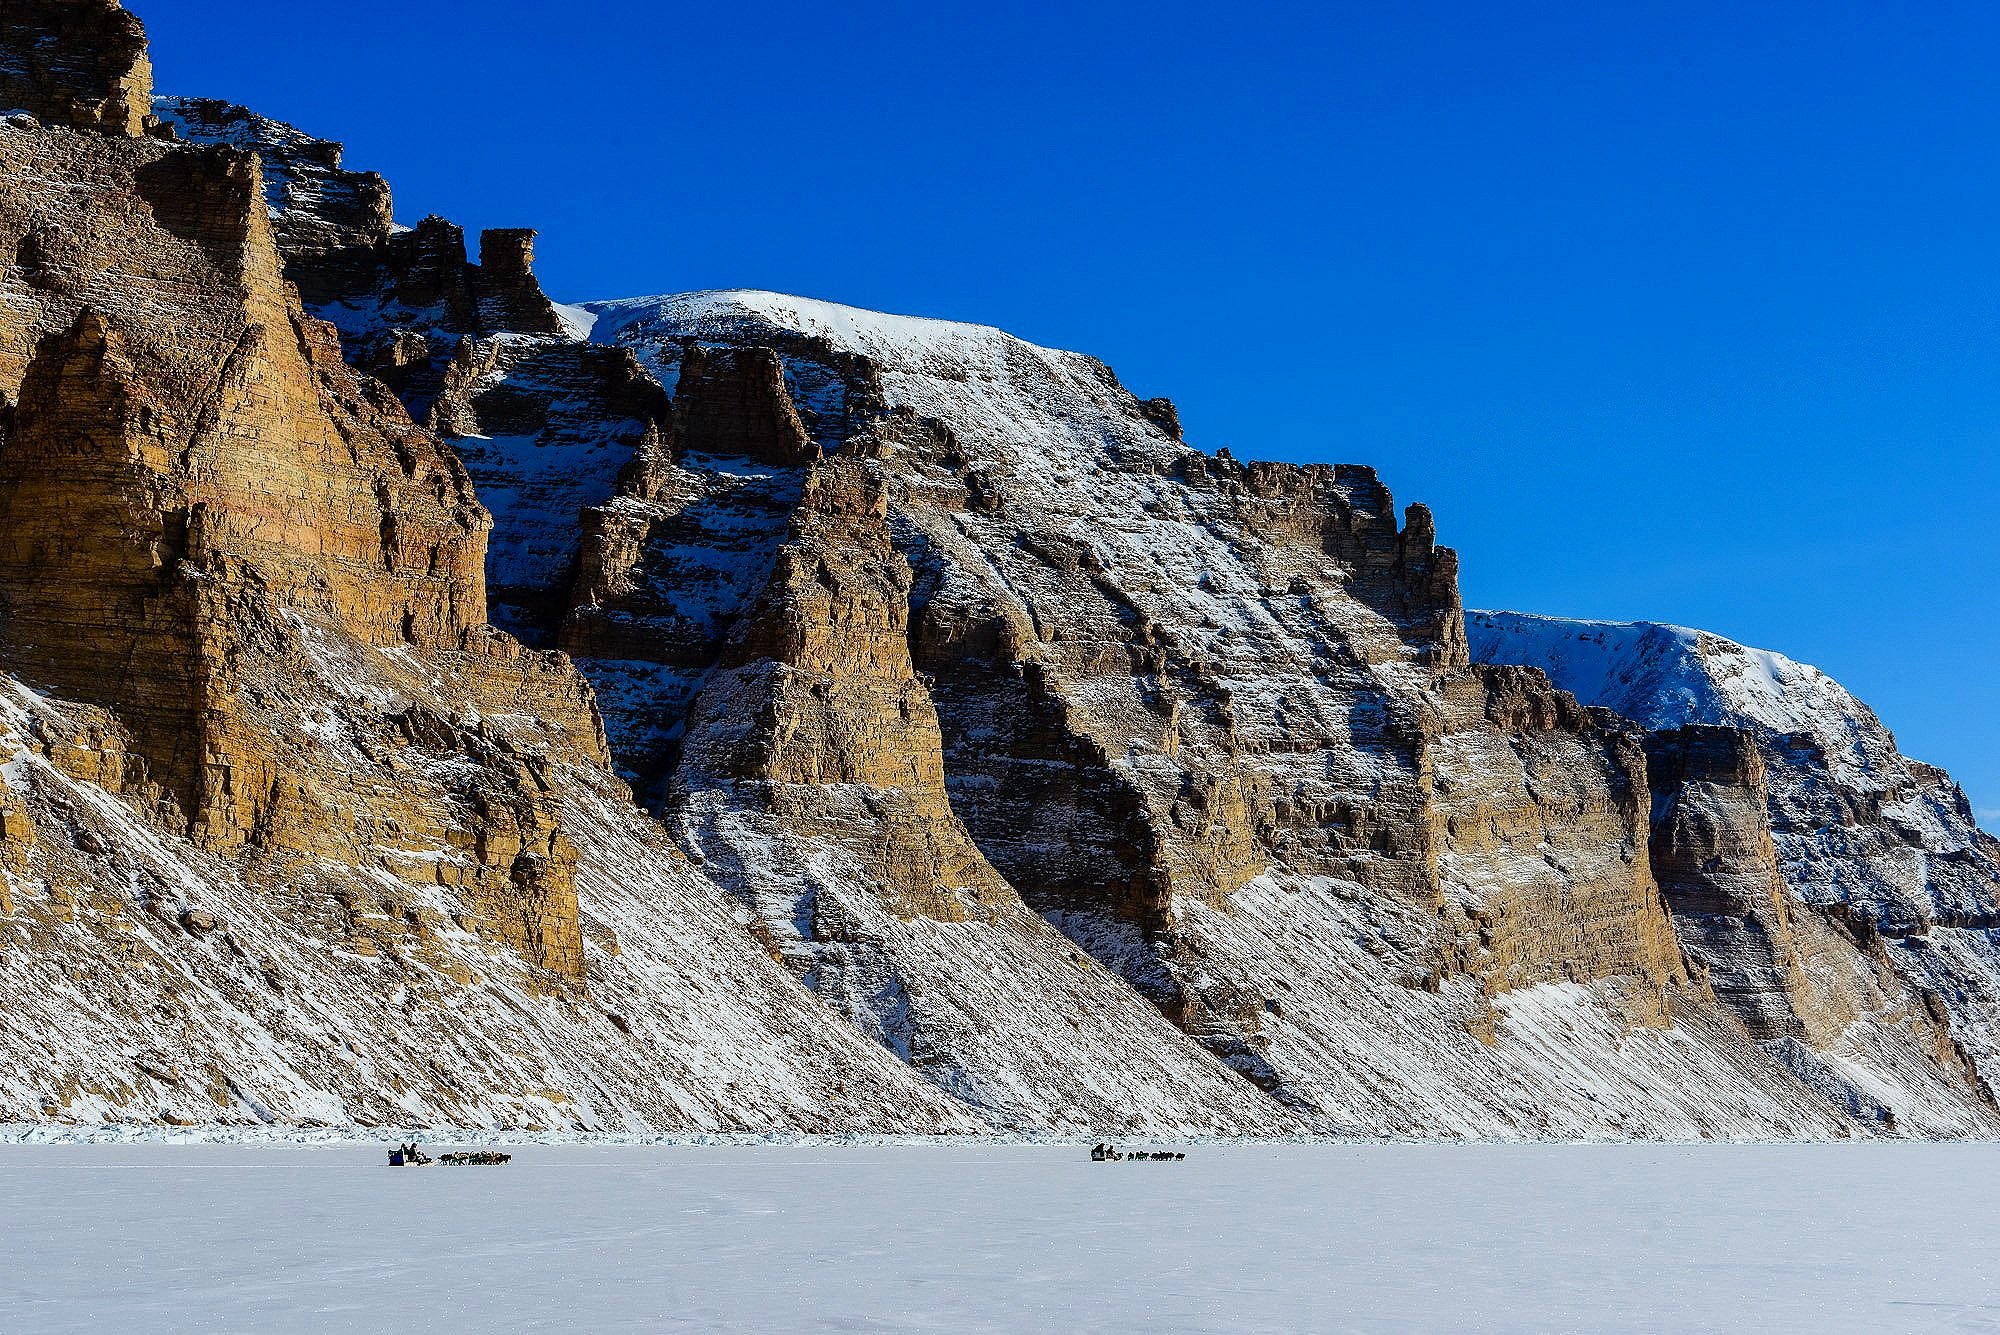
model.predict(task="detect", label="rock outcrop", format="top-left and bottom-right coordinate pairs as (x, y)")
top-left (1471, 612), bottom-right (2000, 1131)
top-left (564, 291), bottom-right (1995, 1136)
top-left (0, 129), bottom-right (492, 842)
top-left (671, 345), bottom-right (818, 467)
top-left (151, 94), bottom-right (570, 416)
top-left (0, 1), bottom-right (154, 137)
top-left (662, 431), bottom-right (1284, 1131)
top-left (1643, 725), bottom-right (1818, 1040)
top-left (672, 456), bottom-right (1007, 924)
top-left (428, 333), bottom-right (669, 645)
top-left (7, 2), bottom-right (2000, 1137)
top-left (153, 97), bottom-right (393, 258)
top-left (0, 17), bottom-right (976, 1132)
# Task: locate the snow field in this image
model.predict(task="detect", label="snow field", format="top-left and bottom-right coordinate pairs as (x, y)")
top-left (4, 1142), bottom-right (1999, 1333)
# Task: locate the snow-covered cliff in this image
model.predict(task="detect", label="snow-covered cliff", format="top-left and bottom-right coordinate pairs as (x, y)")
top-left (7, 3), bottom-right (1999, 1138)
top-left (1471, 610), bottom-right (2000, 1110)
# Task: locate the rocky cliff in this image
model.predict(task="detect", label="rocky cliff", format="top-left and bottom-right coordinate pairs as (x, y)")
top-left (3, 1), bottom-right (1997, 1137)
top-left (1471, 612), bottom-right (2000, 1130)
top-left (0, 0), bottom-right (154, 138)
top-left (0, 3), bottom-right (971, 1133)
top-left (552, 291), bottom-right (1994, 1136)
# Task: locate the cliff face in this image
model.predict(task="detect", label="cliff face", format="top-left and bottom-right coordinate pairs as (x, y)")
top-left (661, 452), bottom-right (1278, 1130)
top-left (151, 94), bottom-right (571, 419)
top-left (1642, 725), bottom-right (1819, 1040)
top-left (6, 2), bottom-right (1998, 1136)
top-left (0, 13), bottom-right (974, 1132)
top-left (428, 333), bottom-right (668, 646)
top-left (152, 97), bottom-right (392, 260)
top-left (556, 292), bottom-right (1990, 1136)
top-left (1471, 613), bottom-right (2000, 1132)
top-left (0, 123), bottom-right (497, 838)
top-left (0, 1), bottom-right (154, 138)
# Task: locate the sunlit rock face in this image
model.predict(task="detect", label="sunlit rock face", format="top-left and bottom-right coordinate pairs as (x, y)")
top-left (0, 13), bottom-right (975, 1135)
top-left (1472, 612), bottom-right (2000, 1131)
top-left (536, 290), bottom-right (1992, 1136)
top-left (0, 0), bottom-right (154, 138)
top-left (5, 1), bottom-right (1998, 1137)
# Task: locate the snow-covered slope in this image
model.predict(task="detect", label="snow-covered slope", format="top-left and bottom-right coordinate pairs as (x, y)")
top-left (13, 0), bottom-right (1993, 1136)
top-left (1465, 612), bottom-right (1900, 795)
top-left (562, 290), bottom-right (2000, 1137)
top-left (0, 657), bottom-right (979, 1132)
top-left (589, 291), bottom-right (1071, 395)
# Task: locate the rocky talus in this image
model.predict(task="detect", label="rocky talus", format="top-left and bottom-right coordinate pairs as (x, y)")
top-left (2, 0), bottom-right (1997, 1136)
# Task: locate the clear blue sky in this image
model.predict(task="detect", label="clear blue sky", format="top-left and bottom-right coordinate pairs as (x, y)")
top-left (141, 1), bottom-right (2000, 816)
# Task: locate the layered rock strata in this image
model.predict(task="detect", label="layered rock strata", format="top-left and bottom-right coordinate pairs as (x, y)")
top-left (662, 452), bottom-right (1280, 1129)
top-left (153, 96), bottom-right (392, 259)
top-left (8, 0), bottom-right (2000, 1136)
top-left (428, 333), bottom-right (669, 645)
top-left (562, 292), bottom-right (1997, 1135)
top-left (1642, 725), bottom-right (1821, 1040)
top-left (1472, 612), bottom-right (2000, 1130)
top-left (0, 0), bottom-right (154, 138)
top-left (0, 24), bottom-right (979, 1132)
top-left (154, 94), bottom-right (570, 417)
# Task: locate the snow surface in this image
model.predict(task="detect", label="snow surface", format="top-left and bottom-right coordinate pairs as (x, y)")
top-left (589, 290), bottom-right (1017, 366)
top-left (550, 301), bottom-right (598, 341)
top-left (3, 1143), bottom-right (1998, 1333)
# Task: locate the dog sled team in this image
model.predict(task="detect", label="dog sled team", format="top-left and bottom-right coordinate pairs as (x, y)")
top-left (387, 1142), bottom-right (512, 1166)
top-left (1091, 1143), bottom-right (1185, 1161)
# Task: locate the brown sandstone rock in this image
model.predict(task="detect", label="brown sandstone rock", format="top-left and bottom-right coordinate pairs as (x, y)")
top-left (153, 97), bottom-right (394, 258)
top-left (0, 772), bottom-right (31, 910)
top-left (0, 137), bottom-right (490, 828)
top-left (0, 1), bottom-right (153, 137)
top-left (0, 82), bottom-right (603, 982)
top-left (475, 230), bottom-right (567, 336)
top-left (671, 345), bottom-right (817, 467)
top-left (1643, 726), bottom-right (1819, 1039)
top-left (1431, 668), bottom-right (1686, 1020)
top-left (672, 454), bottom-right (1010, 923)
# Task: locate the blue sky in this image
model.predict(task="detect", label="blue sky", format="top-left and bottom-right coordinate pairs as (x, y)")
top-left (142, 1), bottom-right (2000, 814)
